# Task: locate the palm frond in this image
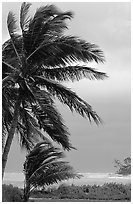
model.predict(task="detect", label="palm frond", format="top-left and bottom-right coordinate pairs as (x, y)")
top-left (23, 142), bottom-right (79, 193)
top-left (24, 5), bottom-right (61, 54)
top-left (17, 94), bottom-right (72, 151)
top-left (2, 85), bottom-right (19, 153)
top-left (20, 2), bottom-right (32, 32)
top-left (2, 36), bottom-right (22, 57)
top-left (30, 161), bottom-right (78, 188)
top-left (2, 61), bottom-right (16, 73)
top-left (34, 4), bottom-right (62, 19)
top-left (17, 123), bottom-right (34, 152)
top-left (42, 65), bottom-right (108, 82)
top-left (2, 61), bottom-right (20, 86)
top-left (27, 35), bottom-right (105, 66)
top-left (30, 89), bottom-right (72, 150)
top-left (24, 143), bottom-right (63, 178)
top-left (18, 78), bottom-right (36, 103)
top-left (24, 7), bottom-right (73, 55)
top-left (7, 12), bottom-right (22, 63)
top-left (17, 105), bottom-right (43, 151)
top-left (7, 11), bottom-right (17, 36)
top-left (35, 76), bottom-right (102, 124)
top-left (2, 36), bottom-right (23, 69)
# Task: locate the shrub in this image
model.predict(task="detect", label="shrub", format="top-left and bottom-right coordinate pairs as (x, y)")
top-left (22, 182), bottom-right (131, 201)
top-left (55, 183), bottom-right (131, 201)
top-left (2, 184), bottom-right (23, 202)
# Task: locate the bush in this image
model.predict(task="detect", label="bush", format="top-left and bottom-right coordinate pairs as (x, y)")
top-left (53, 183), bottom-right (131, 201)
top-left (2, 184), bottom-right (23, 202)
top-left (23, 182), bottom-right (131, 201)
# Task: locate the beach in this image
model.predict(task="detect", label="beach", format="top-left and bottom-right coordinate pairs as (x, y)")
top-left (3, 172), bottom-right (131, 189)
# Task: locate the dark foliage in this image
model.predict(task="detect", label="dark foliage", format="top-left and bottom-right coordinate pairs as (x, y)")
top-left (2, 184), bottom-right (23, 202)
top-left (30, 183), bottom-right (131, 201)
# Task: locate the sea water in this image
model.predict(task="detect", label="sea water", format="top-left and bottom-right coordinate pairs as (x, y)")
top-left (3, 172), bottom-right (131, 189)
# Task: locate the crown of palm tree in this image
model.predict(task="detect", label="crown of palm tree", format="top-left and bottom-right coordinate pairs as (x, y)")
top-left (2, 2), bottom-right (107, 151)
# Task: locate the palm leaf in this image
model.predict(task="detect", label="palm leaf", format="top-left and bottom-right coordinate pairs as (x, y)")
top-left (17, 106), bottom-right (45, 151)
top-left (23, 142), bottom-right (80, 194)
top-left (7, 12), bottom-right (22, 63)
top-left (30, 162), bottom-right (79, 188)
top-left (35, 76), bottom-right (102, 124)
top-left (20, 2), bottom-right (32, 32)
top-left (2, 61), bottom-right (16, 73)
top-left (7, 11), bottom-right (17, 36)
top-left (17, 94), bottom-right (72, 150)
top-left (27, 35), bottom-right (105, 65)
top-left (25, 5), bottom-right (61, 54)
top-left (25, 8), bottom-right (73, 54)
top-left (30, 89), bottom-right (72, 150)
top-left (42, 65), bottom-right (108, 82)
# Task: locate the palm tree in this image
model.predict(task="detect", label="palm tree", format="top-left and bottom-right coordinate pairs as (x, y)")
top-left (2, 2), bottom-right (107, 178)
top-left (23, 142), bottom-right (81, 201)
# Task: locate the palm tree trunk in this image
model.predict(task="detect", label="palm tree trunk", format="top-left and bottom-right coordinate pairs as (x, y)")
top-left (2, 97), bottom-right (21, 179)
top-left (23, 177), bottom-right (31, 202)
top-left (23, 185), bottom-right (30, 202)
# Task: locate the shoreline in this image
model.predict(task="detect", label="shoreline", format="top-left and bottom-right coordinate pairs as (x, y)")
top-left (3, 172), bottom-right (131, 189)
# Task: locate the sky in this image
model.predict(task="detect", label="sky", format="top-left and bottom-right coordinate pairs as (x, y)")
top-left (2, 1), bottom-right (131, 175)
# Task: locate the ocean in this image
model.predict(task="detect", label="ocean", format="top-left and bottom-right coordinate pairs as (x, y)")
top-left (3, 172), bottom-right (131, 189)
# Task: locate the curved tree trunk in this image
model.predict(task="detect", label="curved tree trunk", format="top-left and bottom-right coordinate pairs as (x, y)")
top-left (23, 174), bottom-right (31, 202)
top-left (2, 97), bottom-right (21, 179)
top-left (23, 183), bottom-right (30, 202)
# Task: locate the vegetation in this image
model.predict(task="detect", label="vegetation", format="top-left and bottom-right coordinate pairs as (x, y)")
top-left (114, 157), bottom-right (131, 175)
top-left (3, 182), bottom-right (130, 202)
top-left (2, 184), bottom-right (23, 202)
top-left (23, 142), bottom-right (80, 201)
top-left (30, 183), bottom-right (131, 201)
top-left (2, 2), bottom-right (107, 178)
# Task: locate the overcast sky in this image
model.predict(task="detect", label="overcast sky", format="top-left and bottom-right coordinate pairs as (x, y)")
top-left (2, 1), bottom-right (131, 174)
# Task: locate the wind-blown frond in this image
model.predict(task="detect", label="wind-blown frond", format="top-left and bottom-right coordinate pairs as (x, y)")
top-left (22, 5), bottom-right (73, 57)
top-left (30, 89), bottom-right (72, 150)
top-left (25, 145), bottom-right (64, 179)
top-left (24, 10), bottom-right (73, 56)
top-left (42, 65), bottom-right (108, 81)
top-left (35, 76), bottom-right (102, 124)
top-left (27, 35), bottom-right (104, 66)
top-left (17, 104), bottom-right (53, 151)
top-left (2, 36), bottom-right (22, 69)
top-left (7, 13), bottom-right (22, 63)
top-left (2, 61), bottom-right (17, 79)
top-left (20, 2), bottom-right (32, 32)
top-left (15, 87), bottom-right (72, 151)
top-left (23, 142), bottom-right (80, 197)
top-left (24, 5), bottom-right (61, 53)
top-left (7, 11), bottom-right (17, 36)
top-left (2, 85), bottom-right (18, 152)
top-left (30, 161), bottom-right (78, 188)
top-left (30, 7), bottom-right (72, 36)
top-left (33, 4), bottom-right (62, 20)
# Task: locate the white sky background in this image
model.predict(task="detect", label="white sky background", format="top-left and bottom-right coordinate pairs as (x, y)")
top-left (2, 2), bottom-right (131, 174)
